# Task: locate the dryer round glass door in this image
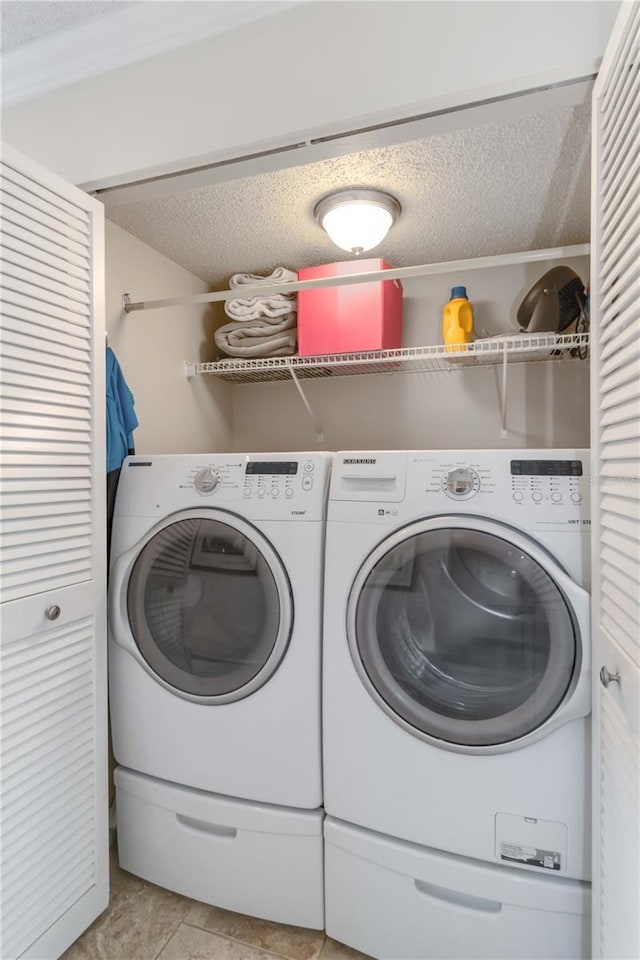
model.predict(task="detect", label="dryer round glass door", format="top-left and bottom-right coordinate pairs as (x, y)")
top-left (126, 514), bottom-right (292, 701)
top-left (350, 524), bottom-right (579, 748)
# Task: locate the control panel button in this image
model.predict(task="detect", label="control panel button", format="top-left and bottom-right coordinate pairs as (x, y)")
top-left (512, 491), bottom-right (524, 503)
top-left (194, 467), bottom-right (220, 494)
top-left (570, 492), bottom-right (582, 504)
top-left (443, 467), bottom-right (480, 500)
top-left (303, 462), bottom-right (315, 473)
top-left (271, 487), bottom-right (280, 498)
top-left (243, 487), bottom-right (252, 498)
top-left (532, 491), bottom-right (543, 503)
top-left (257, 488), bottom-right (265, 498)
top-left (302, 476), bottom-right (313, 491)
top-left (551, 492), bottom-right (563, 503)
top-left (285, 488), bottom-right (294, 498)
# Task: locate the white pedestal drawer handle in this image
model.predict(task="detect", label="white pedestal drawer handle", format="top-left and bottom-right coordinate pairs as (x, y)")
top-left (176, 813), bottom-right (237, 839)
top-left (414, 879), bottom-right (502, 913)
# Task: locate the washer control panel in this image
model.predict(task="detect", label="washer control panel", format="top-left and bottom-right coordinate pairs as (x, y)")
top-left (443, 467), bottom-right (481, 500)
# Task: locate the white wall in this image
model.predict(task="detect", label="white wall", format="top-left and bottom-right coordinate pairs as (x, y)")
top-left (105, 221), bottom-right (232, 454)
top-left (2, 1), bottom-right (619, 188)
top-left (231, 257), bottom-right (591, 453)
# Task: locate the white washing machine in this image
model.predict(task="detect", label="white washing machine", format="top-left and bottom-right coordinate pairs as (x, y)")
top-left (109, 452), bottom-right (330, 927)
top-left (322, 450), bottom-right (592, 958)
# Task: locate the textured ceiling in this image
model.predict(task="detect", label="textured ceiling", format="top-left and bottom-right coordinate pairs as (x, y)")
top-left (0, 1), bottom-right (137, 50)
top-left (108, 102), bottom-right (591, 288)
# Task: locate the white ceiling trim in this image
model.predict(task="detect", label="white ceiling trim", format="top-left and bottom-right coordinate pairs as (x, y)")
top-left (1, 1), bottom-right (304, 108)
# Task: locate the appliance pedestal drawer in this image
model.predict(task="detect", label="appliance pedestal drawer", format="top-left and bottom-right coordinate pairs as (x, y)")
top-left (115, 767), bottom-right (324, 928)
top-left (325, 817), bottom-right (590, 959)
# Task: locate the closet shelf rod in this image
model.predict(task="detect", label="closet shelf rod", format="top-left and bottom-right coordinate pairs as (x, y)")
top-left (123, 244), bottom-right (590, 313)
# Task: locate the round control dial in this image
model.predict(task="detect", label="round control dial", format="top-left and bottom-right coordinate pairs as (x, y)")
top-left (443, 467), bottom-right (480, 500)
top-left (194, 467), bottom-right (220, 494)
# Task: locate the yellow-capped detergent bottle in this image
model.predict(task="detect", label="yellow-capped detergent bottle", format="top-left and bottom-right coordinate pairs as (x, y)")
top-left (443, 285), bottom-right (474, 353)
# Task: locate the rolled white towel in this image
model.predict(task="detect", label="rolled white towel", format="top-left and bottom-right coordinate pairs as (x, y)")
top-left (225, 295), bottom-right (296, 321)
top-left (230, 267), bottom-right (297, 287)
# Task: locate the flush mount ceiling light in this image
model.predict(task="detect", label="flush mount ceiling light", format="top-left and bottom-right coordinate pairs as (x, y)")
top-left (314, 188), bottom-right (401, 256)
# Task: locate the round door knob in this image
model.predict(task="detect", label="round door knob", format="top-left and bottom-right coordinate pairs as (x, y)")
top-left (46, 605), bottom-right (61, 621)
top-left (599, 666), bottom-right (621, 688)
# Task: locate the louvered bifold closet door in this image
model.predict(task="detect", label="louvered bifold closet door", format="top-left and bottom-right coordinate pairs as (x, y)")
top-left (590, 4), bottom-right (640, 959)
top-left (0, 145), bottom-right (108, 960)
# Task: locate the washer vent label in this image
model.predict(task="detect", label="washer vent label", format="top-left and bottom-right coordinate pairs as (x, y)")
top-left (500, 842), bottom-right (561, 871)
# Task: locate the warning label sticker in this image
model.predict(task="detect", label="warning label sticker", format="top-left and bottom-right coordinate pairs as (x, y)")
top-left (500, 842), bottom-right (561, 871)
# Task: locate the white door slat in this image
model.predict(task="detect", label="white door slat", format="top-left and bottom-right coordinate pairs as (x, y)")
top-left (600, 143), bottom-right (640, 215)
top-left (0, 346), bottom-right (91, 384)
top-left (0, 495), bottom-right (92, 516)
top-left (1, 415), bottom-right (90, 437)
top-left (601, 243), bottom-right (640, 301)
top-left (1, 246), bottom-right (91, 295)
top-left (600, 192), bottom-right (640, 268)
top-left (600, 344), bottom-right (640, 384)
top-left (0, 367), bottom-right (91, 398)
top-left (600, 418), bottom-right (640, 444)
top-left (600, 278), bottom-right (640, 335)
top-left (1, 217), bottom-right (90, 274)
top-left (601, 544), bottom-right (640, 583)
top-left (600, 374), bottom-right (640, 411)
top-left (601, 61), bottom-right (640, 169)
top-left (600, 509), bottom-right (640, 542)
top-left (0, 463), bottom-right (91, 482)
top-left (0, 275), bottom-right (91, 316)
top-left (601, 604), bottom-right (639, 663)
top-left (1, 436), bottom-right (92, 455)
top-left (3, 693), bottom-right (92, 761)
top-left (600, 438), bottom-right (640, 461)
top-left (1, 201), bottom-right (89, 258)
top-left (1, 310), bottom-right (91, 352)
top-left (1, 402), bottom-right (91, 428)
top-left (0, 547), bottom-right (91, 580)
top-left (1, 192), bottom-right (90, 246)
top-left (2, 831), bottom-right (94, 917)
top-left (1, 162), bottom-right (90, 223)
top-left (1, 325), bottom-right (91, 365)
top-left (601, 364), bottom-right (640, 398)
top-left (600, 306), bottom-right (640, 362)
top-left (601, 575), bottom-right (640, 625)
top-left (0, 383), bottom-right (92, 412)
top-left (0, 175), bottom-right (90, 236)
top-left (601, 527), bottom-right (640, 564)
top-left (1, 287), bottom-right (91, 327)
top-left (1, 739), bottom-right (93, 805)
top-left (0, 234), bottom-right (90, 283)
top-left (601, 6), bottom-right (640, 113)
top-left (601, 564), bottom-right (640, 614)
top-left (600, 398), bottom-right (640, 428)
top-left (0, 523), bottom-right (91, 550)
top-left (1, 533), bottom-right (91, 564)
top-left (1, 255), bottom-right (91, 304)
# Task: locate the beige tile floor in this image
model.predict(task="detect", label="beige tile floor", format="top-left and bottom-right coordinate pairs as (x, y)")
top-left (62, 847), bottom-right (372, 960)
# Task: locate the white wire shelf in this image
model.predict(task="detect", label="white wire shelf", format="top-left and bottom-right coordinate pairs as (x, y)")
top-left (185, 333), bottom-right (589, 383)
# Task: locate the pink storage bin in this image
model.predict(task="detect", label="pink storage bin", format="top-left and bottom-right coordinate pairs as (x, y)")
top-left (297, 259), bottom-right (403, 356)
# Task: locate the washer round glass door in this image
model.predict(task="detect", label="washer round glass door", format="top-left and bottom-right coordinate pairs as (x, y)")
top-left (126, 512), bottom-right (292, 701)
top-left (349, 521), bottom-right (579, 749)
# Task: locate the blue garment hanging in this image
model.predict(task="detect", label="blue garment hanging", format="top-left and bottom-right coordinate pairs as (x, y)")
top-left (106, 347), bottom-right (138, 472)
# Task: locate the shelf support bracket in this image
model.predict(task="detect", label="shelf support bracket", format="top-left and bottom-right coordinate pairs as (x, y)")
top-left (287, 363), bottom-right (324, 443)
top-left (184, 361), bottom-right (197, 380)
top-left (499, 344), bottom-right (509, 440)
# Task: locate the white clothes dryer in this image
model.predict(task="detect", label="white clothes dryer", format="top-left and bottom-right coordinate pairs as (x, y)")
top-left (322, 449), bottom-right (591, 882)
top-left (108, 452), bottom-right (330, 927)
